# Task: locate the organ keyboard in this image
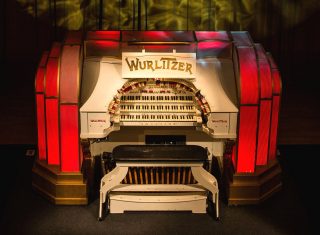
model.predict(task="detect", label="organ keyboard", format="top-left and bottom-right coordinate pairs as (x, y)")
top-left (110, 80), bottom-right (204, 128)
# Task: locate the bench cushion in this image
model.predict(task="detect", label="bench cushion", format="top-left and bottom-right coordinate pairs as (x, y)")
top-left (112, 145), bottom-right (208, 162)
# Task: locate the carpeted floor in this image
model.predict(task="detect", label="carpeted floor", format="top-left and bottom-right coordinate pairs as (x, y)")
top-left (0, 145), bottom-right (315, 235)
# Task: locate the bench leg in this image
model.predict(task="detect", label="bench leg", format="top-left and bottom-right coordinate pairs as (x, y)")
top-left (191, 166), bottom-right (219, 219)
top-left (98, 166), bottom-right (128, 221)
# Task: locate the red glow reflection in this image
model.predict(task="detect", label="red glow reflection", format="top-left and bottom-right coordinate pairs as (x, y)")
top-left (87, 31), bottom-right (120, 40)
top-left (197, 41), bottom-right (229, 50)
top-left (195, 31), bottom-right (229, 41)
top-left (90, 40), bottom-right (119, 47)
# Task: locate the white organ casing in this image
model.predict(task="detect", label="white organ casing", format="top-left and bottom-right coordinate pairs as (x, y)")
top-left (80, 58), bottom-right (123, 138)
top-left (80, 56), bottom-right (238, 139)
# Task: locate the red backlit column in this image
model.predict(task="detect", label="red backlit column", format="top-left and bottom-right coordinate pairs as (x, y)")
top-left (59, 32), bottom-right (82, 172)
top-left (268, 55), bottom-right (282, 161)
top-left (35, 52), bottom-right (49, 160)
top-left (45, 43), bottom-right (61, 165)
top-left (255, 44), bottom-right (273, 166)
top-left (232, 32), bottom-right (259, 173)
top-left (237, 106), bottom-right (258, 172)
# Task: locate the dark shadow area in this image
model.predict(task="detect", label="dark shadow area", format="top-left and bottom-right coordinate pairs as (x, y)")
top-left (0, 145), bottom-right (314, 235)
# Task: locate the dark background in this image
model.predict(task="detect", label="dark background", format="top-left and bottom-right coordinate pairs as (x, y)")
top-left (0, 1), bottom-right (318, 233)
top-left (1, 0), bottom-right (320, 144)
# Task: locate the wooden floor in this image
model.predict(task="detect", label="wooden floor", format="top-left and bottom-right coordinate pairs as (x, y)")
top-left (1, 61), bottom-right (320, 145)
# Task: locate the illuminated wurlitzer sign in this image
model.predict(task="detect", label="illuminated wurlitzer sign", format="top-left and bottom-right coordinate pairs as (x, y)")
top-left (122, 51), bottom-right (196, 79)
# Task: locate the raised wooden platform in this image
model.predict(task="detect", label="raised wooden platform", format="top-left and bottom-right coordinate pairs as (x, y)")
top-left (32, 160), bottom-right (88, 205)
top-left (226, 159), bottom-right (282, 205)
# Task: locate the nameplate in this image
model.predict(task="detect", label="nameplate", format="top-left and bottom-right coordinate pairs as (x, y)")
top-left (122, 52), bottom-right (196, 79)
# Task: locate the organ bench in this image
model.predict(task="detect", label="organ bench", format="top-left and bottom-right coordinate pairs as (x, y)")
top-left (98, 145), bottom-right (219, 220)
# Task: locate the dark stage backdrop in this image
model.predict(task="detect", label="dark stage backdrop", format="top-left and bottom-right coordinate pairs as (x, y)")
top-left (1, 0), bottom-right (320, 144)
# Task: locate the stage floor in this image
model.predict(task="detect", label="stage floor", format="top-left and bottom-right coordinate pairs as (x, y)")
top-left (0, 145), bottom-right (315, 235)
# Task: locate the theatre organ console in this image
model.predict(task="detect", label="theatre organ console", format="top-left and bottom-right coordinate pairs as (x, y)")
top-left (33, 31), bottom-right (282, 220)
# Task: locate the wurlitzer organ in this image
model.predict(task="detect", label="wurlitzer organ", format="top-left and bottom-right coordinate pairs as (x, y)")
top-left (33, 31), bottom-right (282, 220)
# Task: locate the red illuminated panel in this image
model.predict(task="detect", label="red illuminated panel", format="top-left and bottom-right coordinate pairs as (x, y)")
top-left (45, 99), bottom-right (60, 165)
top-left (237, 47), bottom-right (259, 104)
top-left (35, 68), bottom-right (45, 93)
top-left (237, 106), bottom-right (258, 173)
top-left (259, 60), bottom-right (272, 99)
top-left (269, 95), bottom-right (280, 161)
top-left (36, 94), bottom-right (46, 160)
top-left (195, 31), bottom-right (229, 41)
top-left (267, 54), bottom-right (282, 161)
top-left (60, 45), bottom-right (81, 103)
top-left (60, 105), bottom-right (79, 172)
top-left (45, 58), bottom-right (59, 97)
top-left (198, 41), bottom-right (230, 50)
top-left (86, 31), bottom-right (120, 41)
top-left (256, 100), bottom-right (272, 165)
top-left (255, 44), bottom-right (273, 166)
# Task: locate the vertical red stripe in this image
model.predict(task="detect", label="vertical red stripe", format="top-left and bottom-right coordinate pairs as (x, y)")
top-left (45, 58), bottom-right (59, 97)
top-left (259, 61), bottom-right (272, 99)
top-left (237, 47), bottom-right (259, 104)
top-left (60, 105), bottom-right (79, 172)
top-left (46, 99), bottom-right (60, 165)
top-left (269, 96), bottom-right (280, 161)
top-left (60, 46), bottom-right (80, 103)
top-left (36, 94), bottom-right (46, 160)
top-left (256, 100), bottom-right (272, 165)
top-left (35, 68), bottom-right (45, 92)
top-left (237, 106), bottom-right (258, 173)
